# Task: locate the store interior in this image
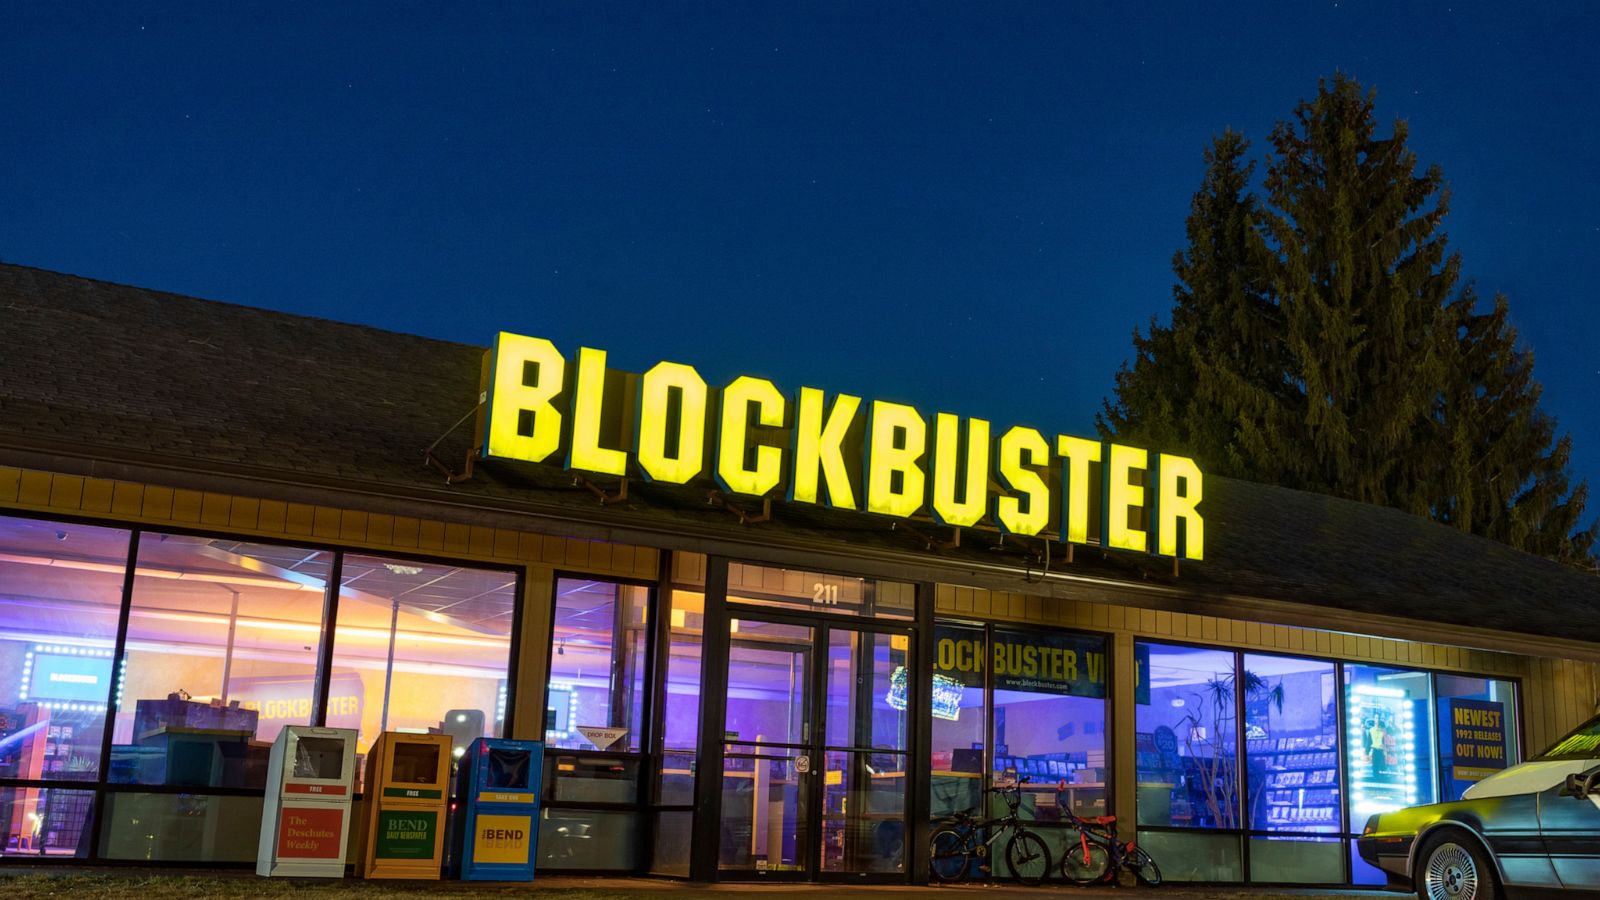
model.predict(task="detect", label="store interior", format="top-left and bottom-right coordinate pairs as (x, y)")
top-left (0, 516), bottom-right (515, 858)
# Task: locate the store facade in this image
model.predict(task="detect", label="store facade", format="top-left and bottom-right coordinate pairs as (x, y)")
top-left (1, 263), bottom-right (1598, 885)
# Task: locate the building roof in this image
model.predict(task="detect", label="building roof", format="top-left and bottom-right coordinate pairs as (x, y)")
top-left (2, 263), bottom-right (1596, 650)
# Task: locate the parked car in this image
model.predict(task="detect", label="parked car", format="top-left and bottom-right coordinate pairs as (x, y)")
top-left (1358, 713), bottom-right (1600, 899)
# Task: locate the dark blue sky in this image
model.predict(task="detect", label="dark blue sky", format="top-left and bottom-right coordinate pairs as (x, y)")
top-left (4, 2), bottom-right (1597, 505)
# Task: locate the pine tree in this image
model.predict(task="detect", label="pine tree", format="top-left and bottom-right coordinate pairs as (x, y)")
top-left (1100, 131), bottom-right (1283, 479)
top-left (1102, 74), bottom-right (1596, 568)
top-left (1441, 290), bottom-right (1596, 564)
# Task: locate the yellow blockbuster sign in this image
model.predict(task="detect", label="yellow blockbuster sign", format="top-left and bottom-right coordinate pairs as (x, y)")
top-left (480, 332), bottom-right (1204, 560)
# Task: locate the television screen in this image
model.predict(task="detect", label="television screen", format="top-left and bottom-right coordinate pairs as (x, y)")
top-left (27, 652), bottom-right (113, 703)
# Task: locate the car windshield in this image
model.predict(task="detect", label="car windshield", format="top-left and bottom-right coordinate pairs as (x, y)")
top-left (1537, 713), bottom-right (1600, 760)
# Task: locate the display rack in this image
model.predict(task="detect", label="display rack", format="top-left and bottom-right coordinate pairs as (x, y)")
top-left (1250, 733), bottom-right (1340, 832)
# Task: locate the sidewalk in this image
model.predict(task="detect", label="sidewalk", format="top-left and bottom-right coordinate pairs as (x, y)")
top-left (0, 870), bottom-right (1397, 900)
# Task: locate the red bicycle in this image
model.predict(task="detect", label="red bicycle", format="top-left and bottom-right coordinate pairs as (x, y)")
top-left (1056, 784), bottom-right (1162, 887)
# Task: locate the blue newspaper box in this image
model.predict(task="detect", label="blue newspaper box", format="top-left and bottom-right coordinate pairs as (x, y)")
top-left (451, 738), bottom-right (543, 880)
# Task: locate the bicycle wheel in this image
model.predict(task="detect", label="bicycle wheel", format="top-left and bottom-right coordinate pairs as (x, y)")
top-left (1061, 833), bottom-right (1111, 885)
top-left (1005, 829), bottom-right (1052, 887)
top-left (1127, 843), bottom-right (1162, 886)
top-left (929, 827), bottom-right (972, 883)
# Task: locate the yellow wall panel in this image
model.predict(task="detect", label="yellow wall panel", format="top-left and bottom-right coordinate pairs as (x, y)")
top-left (340, 510), bottom-right (369, 543)
top-left (255, 499), bottom-right (287, 534)
top-left (1107, 605), bottom-right (1125, 632)
top-left (610, 544), bottom-right (636, 577)
top-left (18, 470), bottom-right (54, 507)
top-left (283, 503), bottom-right (314, 536)
top-left (564, 538), bottom-right (590, 570)
top-left (80, 477), bottom-right (115, 513)
top-left (366, 514), bottom-right (395, 548)
top-left (587, 541), bottom-right (613, 573)
top-left (199, 491), bottom-right (231, 526)
top-left (628, 544), bottom-right (654, 577)
top-left (1087, 603), bottom-right (1107, 630)
top-left (540, 536), bottom-right (565, 566)
top-left (311, 505), bottom-right (341, 540)
top-left (141, 484), bottom-right (174, 520)
top-left (392, 516), bottom-right (420, 548)
top-left (0, 467), bottom-right (20, 504)
top-left (170, 488), bottom-right (203, 523)
top-left (518, 532), bottom-right (542, 563)
top-left (47, 473), bottom-right (84, 510)
top-left (417, 519), bottom-right (445, 551)
top-left (442, 522), bottom-right (471, 554)
top-left (465, 525), bottom-right (494, 558)
top-left (228, 496), bottom-right (260, 531)
top-left (108, 481), bottom-right (142, 517)
top-left (493, 528), bottom-right (520, 561)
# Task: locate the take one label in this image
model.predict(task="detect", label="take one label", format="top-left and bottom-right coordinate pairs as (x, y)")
top-left (472, 814), bottom-right (533, 865)
top-left (375, 809), bottom-right (437, 860)
top-left (277, 805), bottom-right (344, 859)
top-left (477, 792), bottom-right (534, 804)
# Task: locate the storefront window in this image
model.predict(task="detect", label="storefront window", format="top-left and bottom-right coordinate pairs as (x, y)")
top-left (1344, 664), bottom-right (1436, 828)
top-left (544, 578), bottom-right (649, 752)
top-left (0, 516), bottom-right (129, 786)
top-left (930, 623), bottom-right (985, 819)
top-left (1136, 643), bottom-right (1238, 829)
top-left (1242, 653), bottom-right (1342, 884)
top-left (328, 554), bottom-right (517, 778)
top-left (1242, 653), bottom-right (1339, 835)
top-left (539, 808), bottom-right (642, 869)
top-left (1435, 674), bottom-right (1518, 802)
top-left (990, 627), bottom-right (1108, 820)
top-left (112, 534), bottom-right (332, 789)
top-left (98, 792), bottom-right (262, 861)
top-left (929, 623), bottom-right (1110, 825)
top-left (0, 786), bottom-right (94, 857)
top-left (658, 587), bottom-right (702, 805)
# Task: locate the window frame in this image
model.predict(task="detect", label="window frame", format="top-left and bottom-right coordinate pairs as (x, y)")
top-left (538, 569), bottom-right (659, 875)
top-left (0, 509), bottom-right (525, 867)
top-left (1131, 637), bottom-right (1525, 886)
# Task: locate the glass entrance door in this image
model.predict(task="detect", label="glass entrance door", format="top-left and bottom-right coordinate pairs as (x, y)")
top-left (821, 627), bottom-right (909, 875)
top-left (720, 618), bottom-right (813, 877)
top-left (717, 614), bottom-right (912, 880)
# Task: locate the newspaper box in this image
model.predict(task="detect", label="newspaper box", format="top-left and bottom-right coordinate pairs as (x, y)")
top-left (256, 725), bottom-right (356, 877)
top-left (450, 738), bottom-right (544, 880)
top-left (358, 731), bottom-right (452, 878)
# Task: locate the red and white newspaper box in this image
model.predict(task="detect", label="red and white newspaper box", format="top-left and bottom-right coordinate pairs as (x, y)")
top-left (256, 725), bottom-right (357, 877)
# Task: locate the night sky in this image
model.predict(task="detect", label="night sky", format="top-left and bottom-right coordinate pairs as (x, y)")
top-left (4, 2), bottom-right (1596, 507)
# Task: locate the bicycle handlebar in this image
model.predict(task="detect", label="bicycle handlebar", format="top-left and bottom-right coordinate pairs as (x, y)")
top-left (986, 775), bottom-right (1031, 792)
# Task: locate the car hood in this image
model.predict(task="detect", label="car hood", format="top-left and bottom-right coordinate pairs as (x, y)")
top-left (1462, 758), bottom-right (1600, 800)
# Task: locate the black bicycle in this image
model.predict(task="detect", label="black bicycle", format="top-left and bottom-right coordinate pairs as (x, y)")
top-left (929, 778), bottom-right (1053, 886)
top-left (1057, 788), bottom-right (1161, 887)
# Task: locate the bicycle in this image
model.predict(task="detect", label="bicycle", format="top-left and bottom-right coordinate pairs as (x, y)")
top-left (928, 777), bottom-right (1053, 886)
top-left (1056, 786), bottom-right (1161, 887)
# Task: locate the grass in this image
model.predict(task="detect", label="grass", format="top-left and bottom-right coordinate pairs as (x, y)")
top-left (0, 874), bottom-right (643, 900)
top-left (0, 872), bottom-right (1393, 900)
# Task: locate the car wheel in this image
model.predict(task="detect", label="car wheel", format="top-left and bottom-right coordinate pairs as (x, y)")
top-left (1417, 832), bottom-right (1499, 900)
